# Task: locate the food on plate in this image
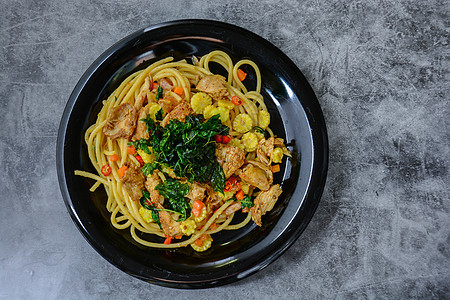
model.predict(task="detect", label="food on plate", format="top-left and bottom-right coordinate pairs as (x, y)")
top-left (75, 50), bottom-right (291, 251)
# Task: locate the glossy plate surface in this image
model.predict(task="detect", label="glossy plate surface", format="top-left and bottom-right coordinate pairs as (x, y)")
top-left (56, 19), bottom-right (328, 288)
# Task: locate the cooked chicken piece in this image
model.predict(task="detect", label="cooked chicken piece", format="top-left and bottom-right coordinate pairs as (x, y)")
top-left (134, 76), bottom-right (151, 110)
top-left (196, 75), bottom-right (229, 100)
top-left (121, 165), bottom-right (145, 202)
top-left (103, 103), bottom-right (137, 139)
top-left (144, 172), bottom-right (164, 205)
top-left (216, 144), bottom-right (245, 179)
top-left (251, 184), bottom-right (282, 226)
top-left (204, 185), bottom-right (222, 207)
top-left (132, 106), bottom-right (150, 141)
top-left (237, 162), bottom-right (272, 191)
top-left (161, 101), bottom-right (193, 127)
top-left (257, 137), bottom-right (275, 165)
top-left (159, 94), bottom-right (179, 114)
top-left (247, 160), bottom-right (273, 185)
top-left (156, 203), bottom-right (182, 237)
top-left (158, 78), bottom-right (174, 90)
top-left (186, 182), bottom-right (206, 202)
top-left (224, 201), bottom-right (242, 215)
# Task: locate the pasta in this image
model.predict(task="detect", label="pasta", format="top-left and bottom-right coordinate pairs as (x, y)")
top-left (75, 51), bottom-right (290, 251)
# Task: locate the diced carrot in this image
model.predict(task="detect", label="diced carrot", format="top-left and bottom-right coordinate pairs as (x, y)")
top-left (173, 86), bottom-right (184, 95)
top-left (193, 200), bottom-right (205, 211)
top-left (236, 189), bottom-right (245, 201)
top-left (192, 208), bottom-right (201, 217)
top-left (164, 237), bottom-right (172, 244)
top-left (272, 164), bottom-right (280, 173)
top-left (200, 234), bottom-right (209, 241)
top-left (235, 182), bottom-right (242, 190)
top-left (242, 207), bottom-right (250, 213)
top-left (127, 145), bottom-right (135, 155)
top-left (152, 82), bottom-right (159, 90)
top-left (109, 154), bottom-right (119, 162)
top-left (175, 235), bottom-right (183, 239)
top-left (194, 238), bottom-right (203, 247)
top-left (117, 165), bottom-right (128, 178)
top-left (209, 223), bottom-right (218, 230)
top-left (237, 68), bottom-right (247, 81)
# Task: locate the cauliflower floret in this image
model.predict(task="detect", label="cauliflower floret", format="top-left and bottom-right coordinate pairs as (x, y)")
top-left (241, 132), bottom-right (259, 152)
top-left (233, 113), bottom-right (253, 133)
top-left (137, 149), bottom-right (155, 164)
top-left (191, 92), bottom-right (212, 114)
top-left (139, 207), bottom-right (153, 223)
top-left (258, 110), bottom-right (271, 129)
top-left (180, 219), bottom-right (196, 236)
top-left (218, 99), bottom-right (235, 110)
top-left (148, 103), bottom-right (162, 121)
top-left (194, 206), bottom-right (207, 222)
top-left (272, 147), bottom-right (284, 163)
top-left (191, 235), bottom-right (213, 252)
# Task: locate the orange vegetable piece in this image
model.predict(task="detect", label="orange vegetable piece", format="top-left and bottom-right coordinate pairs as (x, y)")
top-left (109, 154), bottom-right (119, 162)
top-left (117, 165), bottom-right (128, 178)
top-left (173, 86), bottom-right (184, 95)
top-left (209, 223), bottom-right (218, 230)
top-left (193, 200), bottom-right (205, 211)
top-left (236, 190), bottom-right (245, 201)
top-left (237, 68), bottom-right (247, 81)
top-left (272, 164), bottom-right (280, 173)
top-left (164, 237), bottom-right (172, 244)
top-left (127, 145), bottom-right (135, 155)
top-left (194, 238), bottom-right (203, 247)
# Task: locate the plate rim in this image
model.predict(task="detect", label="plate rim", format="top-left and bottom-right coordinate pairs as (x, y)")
top-left (56, 19), bottom-right (328, 288)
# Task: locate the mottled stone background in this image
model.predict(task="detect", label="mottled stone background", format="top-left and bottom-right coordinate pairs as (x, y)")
top-left (0, 0), bottom-right (448, 299)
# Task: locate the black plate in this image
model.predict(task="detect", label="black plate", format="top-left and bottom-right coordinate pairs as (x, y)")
top-left (56, 19), bottom-right (328, 288)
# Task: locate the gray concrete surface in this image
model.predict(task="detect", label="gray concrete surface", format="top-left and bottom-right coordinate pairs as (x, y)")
top-left (0, 0), bottom-right (448, 299)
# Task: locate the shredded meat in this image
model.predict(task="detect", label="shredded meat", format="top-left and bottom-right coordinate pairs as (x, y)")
top-left (251, 184), bottom-right (283, 226)
top-left (257, 137), bottom-right (275, 165)
top-left (224, 201), bottom-right (242, 215)
top-left (186, 182), bottom-right (206, 202)
top-left (160, 101), bottom-right (193, 127)
top-left (134, 76), bottom-right (151, 110)
top-left (237, 162), bottom-right (272, 191)
top-left (156, 203), bottom-right (182, 237)
top-left (159, 78), bottom-right (174, 90)
top-left (121, 165), bottom-right (145, 202)
top-left (196, 75), bottom-right (229, 100)
top-left (144, 172), bottom-right (164, 205)
top-left (132, 106), bottom-right (149, 141)
top-left (216, 144), bottom-right (245, 178)
top-left (103, 103), bottom-right (137, 140)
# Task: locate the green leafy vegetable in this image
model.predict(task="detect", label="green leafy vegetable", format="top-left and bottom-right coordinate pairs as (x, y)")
top-left (240, 195), bottom-right (254, 209)
top-left (148, 114), bottom-right (229, 192)
top-left (142, 162), bottom-right (161, 176)
top-left (155, 178), bottom-right (190, 221)
top-left (141, 115), bottom-right (156, 132)
top-left (140, 191), bottom-right (161, 228)
top-left (156, 86), bottom-right (163, 100)
top-left (128, 139), bottom-right (152, 154)
top-left (155, 108), bottom-right (164, 121)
